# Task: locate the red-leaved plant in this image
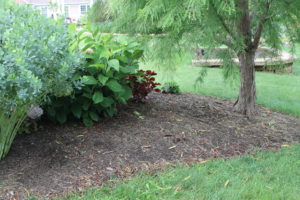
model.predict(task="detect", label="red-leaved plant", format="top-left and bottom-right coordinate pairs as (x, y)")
top-left (129, 70), bottom-right (161, 102)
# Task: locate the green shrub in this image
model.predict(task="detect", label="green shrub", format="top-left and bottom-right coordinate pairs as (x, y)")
top-left (45, 25), bottom-right (144, 126)
top-left (161, 82), bottom-right (181, 94)
top-left (0, 3), bottom-right (79, 159)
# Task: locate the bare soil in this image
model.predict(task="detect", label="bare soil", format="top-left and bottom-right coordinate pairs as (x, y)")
top-left (0, 93), bottom-right (299, 200)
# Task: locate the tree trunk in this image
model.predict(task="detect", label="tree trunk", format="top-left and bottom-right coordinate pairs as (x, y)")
top-left (234, 50), bottom-right (256, 116)
top-left (234, 0), bottom-right (257, 116)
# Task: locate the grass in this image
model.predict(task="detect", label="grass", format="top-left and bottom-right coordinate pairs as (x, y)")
top-left (150, 44), bottom-right (300, 117)
top-left (54, 145), bottom-right (300, 200)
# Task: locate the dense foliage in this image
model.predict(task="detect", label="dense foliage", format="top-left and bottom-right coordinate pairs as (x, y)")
top-left (45, 26), bottom-right (145, 126)
top-left (161, 82), bottom-right (180, 94)
top-left (129, 70), bottom-right (161, 102)
top-left (0, 3), bottom-right (79, 159)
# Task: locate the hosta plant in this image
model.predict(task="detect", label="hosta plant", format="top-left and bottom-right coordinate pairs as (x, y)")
top-left (45, 25), bottom-right (144, 126)
top-left (0, 3), bottom-right (79, 159)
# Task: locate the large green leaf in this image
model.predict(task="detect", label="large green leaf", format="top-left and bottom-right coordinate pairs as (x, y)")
top-left (106, 79), bottom-right (123, 92)
top-left (89, 63), bottom-right (106, 70)
top-left (121, 85), bottom-right (133, 100)
top-left (108, 59), bottom-right (120, 71)
top-left (120, 65), bottom-right (139, 74)
top-left (89, 111), bottom-right (100, 122)
top-left (83, 117), bottom-right (94, 126)
top-left (82, 100), bottom-right (91, 111)
top-left (56, 112), bottom-right (67, 124)
top-left (71, 103), bottom-right (82, 119)
top-left (97, 45), bottom-right (111, 58)
top-left (82, 76), bottom-right (98, 85)
top-left (101, 97), bottom-right (115, 108)
top-left (82, 42), bottom-right (94, 52)
top-left (132, 49), bottom-right (144, 59)
top-left (92, 91), bottom-right (104, 104)
top-left (98, 74), bottom-right (109, 85)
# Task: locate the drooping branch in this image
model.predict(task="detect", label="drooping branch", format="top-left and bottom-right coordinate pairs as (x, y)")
top-left (252, 0), bottom-right (273, 49)
top-left (210, 1), bottom-right (238, 44)
top-left (215, 35), bottom-right (235, 49)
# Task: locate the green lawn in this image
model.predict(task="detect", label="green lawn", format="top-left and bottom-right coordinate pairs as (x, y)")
top-left (55, 146), bottom-right (300, 200)
top-left (149, 44), bottom-right (300, 117)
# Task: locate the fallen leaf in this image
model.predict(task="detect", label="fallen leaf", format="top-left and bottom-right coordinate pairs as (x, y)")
top-left (224, 180), bottom-right (230, 187)
top-left (124, 167), bottom-right (133, 173)
top-left (106, 167), bottom-right (114, 171)
top-left (156, 185), bottom-right (166, 190)
top-left (183, 175), bottom-right (191, 181)
top-left (174, 186), bottom-right (182, 191)
top-left (168, 145), bottom-right (177, 150)
top-left (55, 140), bottom-right (62, 144)
top-left (142, 145), bottom-right (152, 148)
top-left (198, 160), bottom-right (208, 164)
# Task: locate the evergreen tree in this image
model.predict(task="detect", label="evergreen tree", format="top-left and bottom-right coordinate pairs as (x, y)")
top-left (108, 0), bottom-right (300, 116)
top-left (87, 0), bottom-right (111, 24)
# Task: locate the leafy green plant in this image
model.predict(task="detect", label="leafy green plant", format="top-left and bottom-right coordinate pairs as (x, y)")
top-left (18, 106), bottom-right (43, 134)
top-left (161, 82), bottom-right (180, 94)
top-left (0, 3), bottom-right (79, 159)
top-left (18, 118), bottom-right (40, 134)
top-left (45, 25), bottom-right (144, 126)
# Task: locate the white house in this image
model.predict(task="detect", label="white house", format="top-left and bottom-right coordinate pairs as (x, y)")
top-left (16, 0), bottom-right (94, 22)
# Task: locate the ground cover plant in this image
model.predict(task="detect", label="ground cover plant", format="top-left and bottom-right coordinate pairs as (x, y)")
top-left (54, 145), bottom-right (300, 200)
top-left (0, 2), bottom-right (79, 159)
top-left (161, 82), bottom-right (181, 94)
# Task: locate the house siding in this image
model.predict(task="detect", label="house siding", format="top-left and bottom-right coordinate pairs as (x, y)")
top-left (16, 0), bottom-right (94, 22)
top-left (67, 4), bottom-right (81, 21)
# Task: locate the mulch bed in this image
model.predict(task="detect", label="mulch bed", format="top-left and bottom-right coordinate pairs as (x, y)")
top-left (0, 92), bottom-right (299, 200)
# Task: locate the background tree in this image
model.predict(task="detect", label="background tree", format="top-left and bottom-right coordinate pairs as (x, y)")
top-left (107, 0), bottom-right (300, 116)
top-left (87, 0), bottom-right (112, 24)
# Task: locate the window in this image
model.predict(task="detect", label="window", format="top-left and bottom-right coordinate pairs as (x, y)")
top-left (40, 6), bottom-right (48, 16)
top-left (64, 6), bottom-right (69, 17)
top-left (80, 5), bottom-right (90, 15)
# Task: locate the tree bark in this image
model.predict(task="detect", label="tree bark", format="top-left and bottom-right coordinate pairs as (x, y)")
top-left (234, 0), bottom-right (257, 116)
top-left (234, 51), bottom-right (256, 115)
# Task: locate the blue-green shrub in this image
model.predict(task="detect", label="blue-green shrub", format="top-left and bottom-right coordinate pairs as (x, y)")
top-left (0, 3), bottom-right (79, 159)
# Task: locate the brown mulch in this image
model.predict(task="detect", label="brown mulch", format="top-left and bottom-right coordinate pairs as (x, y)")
top-left (0, 92), bottom-right (299, 200)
